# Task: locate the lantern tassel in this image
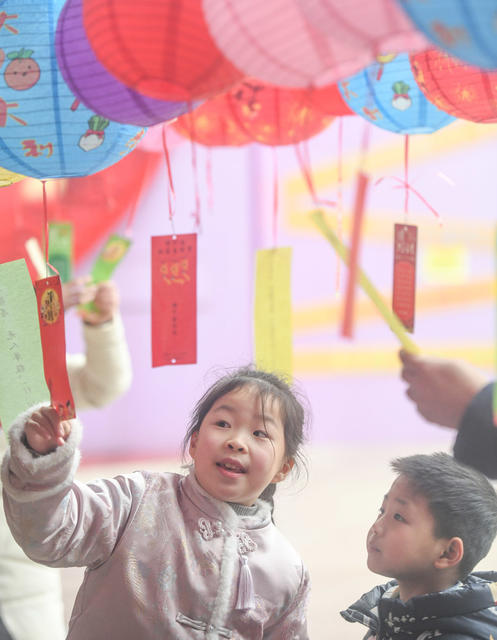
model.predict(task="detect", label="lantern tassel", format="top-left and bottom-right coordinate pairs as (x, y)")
top-left (235, 555), bottom-right (256, 610)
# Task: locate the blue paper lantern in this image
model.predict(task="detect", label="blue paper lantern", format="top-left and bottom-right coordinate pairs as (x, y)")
top-left (0, 0), bottom-right (144, 179)
top-left (397, 0), bottom-right (497, 70)
top-left (338, 53), bottom-right (455, 135)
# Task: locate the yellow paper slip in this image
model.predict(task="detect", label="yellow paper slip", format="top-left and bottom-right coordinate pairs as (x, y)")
top-left (254, 248), bottom-right (293, 378)
top-left (310, 210), bottom-right (419, 354)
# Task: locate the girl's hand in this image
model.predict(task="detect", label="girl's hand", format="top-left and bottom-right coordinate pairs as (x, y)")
top-left (24, 406), bottom-right (72, 455)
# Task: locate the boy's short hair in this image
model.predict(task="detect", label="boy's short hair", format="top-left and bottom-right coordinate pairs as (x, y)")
top-left (392, 452), bottom-right (497, 578)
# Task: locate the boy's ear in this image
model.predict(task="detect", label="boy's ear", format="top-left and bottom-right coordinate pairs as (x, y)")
top-left (189, 432), bottom-right (199, 459)
top-left (271, 458), bottom-right (295, 484)
top-left (434, 537), bottom-right (464, 570)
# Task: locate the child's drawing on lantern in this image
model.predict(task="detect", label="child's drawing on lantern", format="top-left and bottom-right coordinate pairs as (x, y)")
top-left (79, 115), bottom-right (109, 152)
top-left (392, 81), bottom-right (412, 111)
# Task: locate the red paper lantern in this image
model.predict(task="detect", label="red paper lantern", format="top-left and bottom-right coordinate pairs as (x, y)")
top-left (172, 93), bottom-right (251, 147)
top-left (411, 48), bottom-right (497, 123)
top-left (225, 81), bottom-right (337, 146)
top-left (82, 0), bottom-right (244, 102)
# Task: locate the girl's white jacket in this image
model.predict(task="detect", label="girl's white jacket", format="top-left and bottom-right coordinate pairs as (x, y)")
top-left (2, 413), bottom-right (309, 640)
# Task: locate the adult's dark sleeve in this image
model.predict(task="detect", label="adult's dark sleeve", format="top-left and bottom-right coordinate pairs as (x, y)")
top-left (453, 383), bottom-right (497, 479)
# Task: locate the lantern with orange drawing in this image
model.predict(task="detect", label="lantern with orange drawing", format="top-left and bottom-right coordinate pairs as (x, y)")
top-left (411, 48), bottom-right (497, 124)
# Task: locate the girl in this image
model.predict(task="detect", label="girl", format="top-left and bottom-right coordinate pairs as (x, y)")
top-left (2, 367), bottom-right (310, 639)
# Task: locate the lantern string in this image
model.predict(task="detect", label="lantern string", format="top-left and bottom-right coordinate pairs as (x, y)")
top-left (374, 176), bottom-right (442, 223)
top-left (404, 134), bottom-right (409, 221)
top-left (40, 180), bottom-right (59, 279)
top-left (272, 148), bottom-right (279, 248)
top-left (161, 124), bottom-right (176, 235)
top-left (359, 120), bottom-right (371, 172)
top-left (336, 117), bottom-right (344, 299)
top-left (294, 141), bottom-right (336, 209)
top-left (206, 148), bottom-right (214, 214)
top-left (124, 153), bottom-right (151, 238)
top-left (188, 104), bottom-right (201, 230)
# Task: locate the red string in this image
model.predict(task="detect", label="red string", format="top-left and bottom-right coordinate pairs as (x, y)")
top-left (336, 117), bottom-right (344, 297)
top-left (188, 105), bottom-right (201, 230)
top-left (374, 176), bottom-right (442, 222)
top-left (272, 148), bottom-right (279, 248)
top-left (294, 141), bottom-right (336, 209)
top-left (404, 134), bottom-right (409, 220)
top-left (161, 124), bottom-right (176, 234)
top-left (41, 180), bottom-right (59, 278)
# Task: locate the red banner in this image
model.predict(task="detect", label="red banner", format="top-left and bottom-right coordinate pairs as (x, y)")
top-left (392, 223), bottom-right (417, 333)
top-left (151, 234), bottom-right (197, 367)
top-left (34, 276), bottom-right (75, 419)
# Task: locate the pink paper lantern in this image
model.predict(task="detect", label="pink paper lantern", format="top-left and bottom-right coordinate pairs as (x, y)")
top-left (295, 0), bottom-right (428, 59)
top-left (202, 0), bottom-right (376, 88)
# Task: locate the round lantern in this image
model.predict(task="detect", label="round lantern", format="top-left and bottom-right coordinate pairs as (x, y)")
top-left (81, 0), bottom-right (244, 102)
top-left (397, 0), bottom-right (497, 69)
top-left (411, 49), bottom-right (497, 124)
top-left (55, 0), bottom-right (194, 127)
top-left (173, 92), bottom-right (251, 147)
top-left (226, 81), bottom-right (336, 146)
top-left (202, 0), bottom-right (375, 89)
top-left (295, 0), bottom-right (428, 60)
top-left (0, 0), bottom-right (144, 179)
top-left (338, 53), bottom-right (455, 134)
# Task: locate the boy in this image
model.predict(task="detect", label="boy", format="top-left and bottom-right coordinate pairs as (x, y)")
top-left (341, 452), bottom-right (497, 639)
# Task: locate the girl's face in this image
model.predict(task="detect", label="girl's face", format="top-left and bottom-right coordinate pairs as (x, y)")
top-left (189, 385), bottom-right (293, 506)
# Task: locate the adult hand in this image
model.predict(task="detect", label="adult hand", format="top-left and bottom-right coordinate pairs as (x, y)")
top-left (399, 349), bottom-right (487, 430)
top-left (78, 280), bottom-right (120, 326)
top-left (24, 406), bottom-right (72, 455)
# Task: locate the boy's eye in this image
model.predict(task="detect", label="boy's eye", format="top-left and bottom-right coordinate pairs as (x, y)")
top-left (253, 429), bottom-right (270, 438)
top-left (393, 513), bottom-right (406, 523)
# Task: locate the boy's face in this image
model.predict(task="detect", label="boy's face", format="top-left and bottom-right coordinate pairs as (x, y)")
top-left (367, 475), bottom-right (449, 588)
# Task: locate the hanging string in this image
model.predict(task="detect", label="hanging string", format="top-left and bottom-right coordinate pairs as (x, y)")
top-left (41, 180), bottom-right (59, 278)
top-left (294, 141), bottom-right (336, 209)
top-left (188, 104), bottom-right (201, 230)
top-left (359, 119), bottom-right (371, 172)
top-left (336, 117), bottom-right (344, 298)
top-left (206, 147), bottom-right (214, 214)
top-left (161, 124), bottom-right (176, 235)
top-left (272, 148), bottom-right (279, 248)
top-left (374, 176), bottom-right (442, 222)
top-left (404, 134), bottom-right (409, 220)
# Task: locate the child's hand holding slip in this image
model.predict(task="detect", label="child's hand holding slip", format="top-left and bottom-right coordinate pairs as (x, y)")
top-left (24, 406), bottom-right (72, 455)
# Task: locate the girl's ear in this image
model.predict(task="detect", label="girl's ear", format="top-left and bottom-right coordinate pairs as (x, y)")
top-left (189, 431), bottom-right (199, 460)
top-left (271, 458), bottom-right (295, 484)
top-left (434, 537), bottom-right (464, 570)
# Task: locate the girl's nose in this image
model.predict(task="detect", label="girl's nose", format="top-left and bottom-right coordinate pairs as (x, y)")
top-left (227, 438), bottom-right (247, 453)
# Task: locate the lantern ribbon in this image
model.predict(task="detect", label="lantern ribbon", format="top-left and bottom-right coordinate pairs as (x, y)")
top-left (310, 209), bottom-right (419, 354)
top-left (374, 176), bottom-right (442, 222)
top-left (161, 124), bottom-right (176, 234)
top-left (294, 142), bottom-right (336, 209)
top-left (41, 180), bottom-right (60, 278)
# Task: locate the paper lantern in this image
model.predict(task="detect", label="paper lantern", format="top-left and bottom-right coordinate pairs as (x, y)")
top-left (296, 0), bottom-right (428, 59)
top-left (202, 0), bottom-right (375, 89)
top-left (173, 93), bottom-right (251, 147)
top-left (411, 49), bottom-right (497, 124)
top-left (226, 81), bottom-right (336, 146)
top-left (397, 0), bottom-right (497, 70)
top-left (0, 0), bottom-right (144, 179)
top-left (338, 53), bottom-right (455, 134)
top-left (55, 0), bottom-right (194, 127)
top-left (82, 0), bottom-right (244, 102)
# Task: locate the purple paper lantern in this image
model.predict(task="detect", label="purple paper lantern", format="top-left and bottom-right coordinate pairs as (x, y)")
top-left (55, 0), bottom-right (193, 127)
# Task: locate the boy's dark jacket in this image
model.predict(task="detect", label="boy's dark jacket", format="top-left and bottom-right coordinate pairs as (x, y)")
top-left (341, 571), bottom-right (497, 639)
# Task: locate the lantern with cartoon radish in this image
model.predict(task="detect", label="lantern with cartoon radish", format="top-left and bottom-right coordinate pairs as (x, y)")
top-left (0, 0), bottom-right (144, 179)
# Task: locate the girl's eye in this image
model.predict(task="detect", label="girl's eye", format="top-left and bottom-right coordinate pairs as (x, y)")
top-left (253, 429), bottom-right (270, 439)
top-left (393, 513), bottom-right (406, 523)
top-left (215, 420), bottom-right (230, 428)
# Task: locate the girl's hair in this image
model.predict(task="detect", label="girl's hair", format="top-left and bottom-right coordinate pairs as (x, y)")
top-left (182, 366), bottom-right (309, 509)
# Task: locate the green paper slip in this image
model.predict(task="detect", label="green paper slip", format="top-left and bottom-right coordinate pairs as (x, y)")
top-left (0, 259), bottom-right (49, 437)
top-left (48, 221), bottom-right (73, 283)
top-left (91, 234), bottom-right (132, 283)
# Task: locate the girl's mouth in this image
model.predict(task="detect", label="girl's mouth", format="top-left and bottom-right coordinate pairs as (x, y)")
top-left (216, 460), bottom-right (246, 474)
